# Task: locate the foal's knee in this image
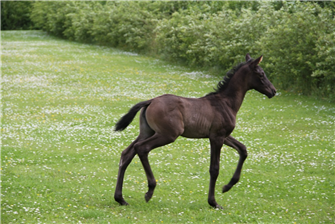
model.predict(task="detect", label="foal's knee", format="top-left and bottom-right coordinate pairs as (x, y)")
top-left (209, 165), bottom-right (220, 178)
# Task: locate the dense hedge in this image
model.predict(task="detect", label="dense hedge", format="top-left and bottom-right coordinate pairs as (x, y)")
top-left (1, 1), bottom-right (34, 30)
top-left (29, 1), bottom-right (335, 99)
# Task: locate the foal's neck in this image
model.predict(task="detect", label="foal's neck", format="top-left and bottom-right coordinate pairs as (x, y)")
top-left (220, 72), bottom-right (249, 113)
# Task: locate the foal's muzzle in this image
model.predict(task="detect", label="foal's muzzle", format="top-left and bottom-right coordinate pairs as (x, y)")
top-left (268, 88), bottom-right (277, 98)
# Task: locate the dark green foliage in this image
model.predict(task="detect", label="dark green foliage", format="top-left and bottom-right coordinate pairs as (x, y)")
top-left (26, 1), bottom-right (335, 100)
top-left (30, 2), bottom-right (158, 52)
top-left (259, 2), bottom-right (335, 98)
top-left (1, 1), bottom-right (34, 30)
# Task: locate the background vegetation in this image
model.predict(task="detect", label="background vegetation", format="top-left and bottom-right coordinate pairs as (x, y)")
top-left (1, 1), bottom-right (34, 30)
top-left (2, 30), bottom-right (334, 224)
top-left (2, 1), bottom-right (334, 100)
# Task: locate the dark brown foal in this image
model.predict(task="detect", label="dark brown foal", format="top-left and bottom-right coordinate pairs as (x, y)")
top-left (114, 54), bottom-right (276, 208)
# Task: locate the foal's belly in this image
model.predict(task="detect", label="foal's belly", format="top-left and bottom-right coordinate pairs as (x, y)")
top-left (180, 120), bottom-right (211, 138)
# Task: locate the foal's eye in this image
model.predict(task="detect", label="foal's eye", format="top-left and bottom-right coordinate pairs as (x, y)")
top-left (258, 74), bottom-right (265, 81)
top-left (259, 72), bottom-right (265, 78)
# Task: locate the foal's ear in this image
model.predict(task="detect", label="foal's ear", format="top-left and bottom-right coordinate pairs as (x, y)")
top-left (249, 55), bottom-right (263, 68)
top-left (246, 53), bottom-right (252, 62)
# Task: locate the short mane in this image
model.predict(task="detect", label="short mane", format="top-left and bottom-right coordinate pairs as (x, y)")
top-left (206, 59), bottom-right (252, 96)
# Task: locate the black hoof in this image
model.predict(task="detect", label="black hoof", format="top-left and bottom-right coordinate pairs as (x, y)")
top-left (209, 203), bottom-right (223, 209)
top-left (208, 199), bottom-right (223, 209)
top-left (115, 196), bottom-right (129, 206)
top-left (215, 204), bottom-right (223, 209)
top-left (120, 201), bottom-right (129, 206)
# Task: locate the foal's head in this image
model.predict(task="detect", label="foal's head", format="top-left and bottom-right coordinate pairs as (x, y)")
top-left (245, 54), bottom-right (276, 98)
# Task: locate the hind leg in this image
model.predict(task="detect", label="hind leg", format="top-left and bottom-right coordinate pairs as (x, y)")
top-left (114, 139), bottom-right (138, 205)
top-left (135, 133), bottom-right (178, 203)
top-left (114, 110), bottom-right (154, 206)
top-left (134, 99), bottom-right (184, 203)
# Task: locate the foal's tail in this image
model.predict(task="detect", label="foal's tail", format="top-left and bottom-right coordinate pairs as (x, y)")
top-left (114, 100), bottom-right (152, 131)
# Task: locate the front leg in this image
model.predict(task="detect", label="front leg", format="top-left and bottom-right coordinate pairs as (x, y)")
top-left (208, 137), bottom-right (224, 209)
top-left (222, 135), bottom-right (248, 193)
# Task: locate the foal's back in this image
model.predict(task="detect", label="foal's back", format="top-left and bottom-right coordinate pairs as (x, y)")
top-left (144, 94), bottom-right (226, 139)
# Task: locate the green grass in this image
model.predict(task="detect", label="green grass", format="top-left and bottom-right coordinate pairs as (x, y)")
top-left (1, 30), bottom-right (334, 223)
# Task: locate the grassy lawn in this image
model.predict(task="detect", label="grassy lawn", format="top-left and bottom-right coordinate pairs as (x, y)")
top-left (1, 30), bottom-right (334, 223)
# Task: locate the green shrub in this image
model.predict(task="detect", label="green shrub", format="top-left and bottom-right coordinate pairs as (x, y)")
top-left (1, 1), bottom-right (34, 30)
top-left (97, 2), bottom-right (157, 51)
top-left (259, 2), bottom-right (335, 98)
top-left (64, 2), bottom-right (102, 42)
top-left (31, 2), bottom-right (158, 52)
top-left (30, 2), bottom-right (76, 38)
top-left (155, 9), bottom-right (208, 64)
top-left (313, 29), bottom-right (335, 99)
top-left (155, 3), bottom-right (273, 70)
